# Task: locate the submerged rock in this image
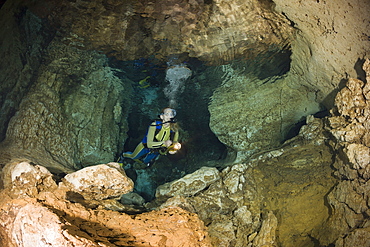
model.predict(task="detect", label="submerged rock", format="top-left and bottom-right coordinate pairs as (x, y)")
top-left (155, 166), bottom-right (220, 199)
top-left (153, 130), bottom-right (336, 246)
top-left (120, 192), bottom-right (146, 206)
top-left (1, 160), bottom-right (58, 198)
top-left (0, 161), bottom-right (211, 246)
top-left (61, 163), bottom-right (134, 200)
top-left (209, 68), bottom-right (320, 161)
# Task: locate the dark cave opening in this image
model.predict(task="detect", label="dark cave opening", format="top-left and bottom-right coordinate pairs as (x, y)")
top-left (283, 109), bottom-right (330, 142)
top-left (0, 0), bottom-right (6, 9)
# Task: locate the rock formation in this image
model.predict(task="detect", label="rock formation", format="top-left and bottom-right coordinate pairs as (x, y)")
top-left (0, 161), bottom-right (211, 246)
top-left (317, 59), bottom-right (370, 247)
top-left (156, 166), bottom-right (220, 198)
top-left (44, 0), bottom-right (294, 64)
top-left (274, 0), bottom-right (369, 103)
top-left (209, 64), bottom-right (321, 161)
top-left (0, 39), bottom-right (130, 173)
top-left (152, 117), bottom-right (337, 246)
top-left (60, 163), bottom-right (134, 200)
top-left (209, 0), bottom-right (369, 160)
top-left (149, 60), bottom-right (370, 246)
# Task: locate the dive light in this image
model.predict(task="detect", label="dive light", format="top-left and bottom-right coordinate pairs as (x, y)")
top-left (168, 143), bottom-right (182, 154)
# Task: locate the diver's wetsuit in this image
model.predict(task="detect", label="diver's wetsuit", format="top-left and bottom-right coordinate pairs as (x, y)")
top-left (122, 120), bottom-right (179, 164)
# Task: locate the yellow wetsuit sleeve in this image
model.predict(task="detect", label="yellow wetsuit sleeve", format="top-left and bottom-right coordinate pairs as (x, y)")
top-left (146, 122), bottom-right (165, 148)
top-left (173, 131), bottom-right (179, 143)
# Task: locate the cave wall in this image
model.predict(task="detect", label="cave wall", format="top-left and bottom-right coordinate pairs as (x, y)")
top-left (0, 0), bottom-right (55, 142)
top-left (208, 0), bottom-right (369, 161)
top-left (0, 0), bottom-right (369, 246)
top-left (0, 1), bottom-right (132, 172)
top-left (274, 0), bottom-right (370, 105)
top-left (209, 64), bottom-right (321, 162)
top-left (0, 37), bottom-right (131, 173)
top-left (47, 0), bottom-right (294, 64)
top-left (0, 0), bottom-right (368, 173)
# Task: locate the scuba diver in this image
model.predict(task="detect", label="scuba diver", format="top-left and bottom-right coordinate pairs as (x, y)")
top-left (119, 107), bottom-right (181, 167)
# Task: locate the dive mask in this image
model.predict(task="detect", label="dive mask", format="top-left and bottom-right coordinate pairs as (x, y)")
top-left (162, 108), bottom-right (176, 118)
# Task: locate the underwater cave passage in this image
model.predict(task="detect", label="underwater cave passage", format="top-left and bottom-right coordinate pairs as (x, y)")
top-left (109, 55), bottom-right (229, 201)
top-left (108, 46), bottom-right (297, 201)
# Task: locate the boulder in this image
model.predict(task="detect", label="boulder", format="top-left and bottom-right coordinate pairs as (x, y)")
top-left (61, 163), bottom-right (134, 200)
top-left (120, 192), bottom-right (146, 206)
top-left (1, 160), bottom-right (57, 198)
top-left (155, 166), bottom-right (220, 198)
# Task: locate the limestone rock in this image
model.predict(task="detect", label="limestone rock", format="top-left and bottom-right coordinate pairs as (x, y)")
top-left (345, 143), bottom-right (370, 171)
top-left (0, 3), bottom-right (54, 141)
top-left (61, 163), bottom-right (134, 200)
top-left (273, 0), bottom-right (370, 102)
top-left (233, 206), bottom-right (253, 226)
top-left (187, 179), bottom-right (234, 225)
top-left (252, 211), bottom-right (278, 247)
top-left (221, 163), bottom-right (249, 203)
top-left (0, 196), bottom-right (211, 247)
top-left (132, 206), bottom-right (212, 247)
top-left (158, 195), bottom-right (196, 213)
top-left (209, 66), bottom-right (320, 162)
top-left (155, 133), bottom-right (336, 247)
top-left (0, 199), bottom-right (109, 247)
top-left (331, 180), bottom-right (368, 215)
top-left (0, 39), bottom-right (130, 173)
top-left (330, 77), bottom-right (369, 145)
top-left (0, 1), bottom-right (369, 247)
top-left (120, 192), bottom-right (146, 206)
top-left (1, 160), bottom-right (57, 198)
top-left (0, 160), bottom-right (211, 246)
top-left (335, 225), bottom-right (370, 247)
top-left (155, 166), bottom-right (220, 198)
top-left (298, 114), bottom-right (327, 145)
top-left (207, 215), bottom-right (236, 246)
top-left (47, 0), bottom-right (293, 64)
top-left (249, 141), bottom-right (336, 247)
top-left (315, 59), bottom-right (370, 245)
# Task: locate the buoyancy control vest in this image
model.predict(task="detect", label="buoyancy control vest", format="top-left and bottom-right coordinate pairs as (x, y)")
top-left (142, 120), bottom-right (175, 149)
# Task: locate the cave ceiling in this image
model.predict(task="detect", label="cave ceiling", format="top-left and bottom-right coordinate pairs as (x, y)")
top-left (28, 0), bottom-right (294, 65)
